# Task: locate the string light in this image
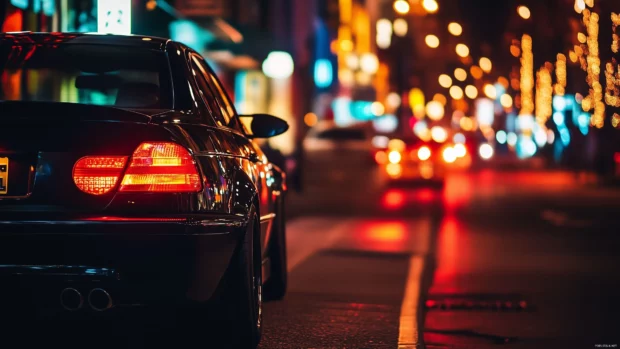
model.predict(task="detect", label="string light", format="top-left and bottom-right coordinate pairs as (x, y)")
top-left (575, 0), bottom-right (585, 13)
top-left (578, 32), bottom-right (587, 43)
top-left (582, 9), bottom-right (605, 127)
top-left (613, 113), bottom-right (620, 128)
top-left (612, 13), bottom-right (619, 54)
top-left (604, 61), bottom-right (620, 107)
top-left (605, 14), bottom-right (620, 108)
top-left (535, 66), bottom-right (553, 125)
top-left (555, 54), bottom-right (567, 96)
top-left (520, 35), bottom-right (534, 116)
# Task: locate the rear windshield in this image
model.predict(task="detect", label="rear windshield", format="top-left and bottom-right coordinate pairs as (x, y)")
top-left (0, 43), bottom-right (173, 109)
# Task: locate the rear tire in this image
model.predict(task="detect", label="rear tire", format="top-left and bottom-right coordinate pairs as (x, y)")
top-left (264, 195), bottom-right (287, 301)
top-left (222, 208), bottom-right (262, 348)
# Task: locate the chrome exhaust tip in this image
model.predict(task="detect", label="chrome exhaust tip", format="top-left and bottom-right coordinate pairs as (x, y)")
top-left (60, 288), bottom-right (84, 311)
top-left (88, 288), bottom-right (113, 311)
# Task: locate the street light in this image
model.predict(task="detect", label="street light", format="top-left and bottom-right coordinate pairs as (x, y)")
top-left (422, 0), bottom-right (439, 13)
top-left (517, 5), bottom-right (531, 19)
top-left (394, 0), bottom-right (410, 15)
top-left (448, 22), bottom-right (462, 36)
top-left (455, 44), bottom-right (469, 57)
top-left (425, 35), bottom-right (440, 48)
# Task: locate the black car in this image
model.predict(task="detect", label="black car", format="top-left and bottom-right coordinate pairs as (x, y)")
top-left (0, 33), bottom-right (288, 347)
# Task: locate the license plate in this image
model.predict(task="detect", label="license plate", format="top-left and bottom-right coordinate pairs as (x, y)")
top-left (0, 157), bottom-right (7, 195)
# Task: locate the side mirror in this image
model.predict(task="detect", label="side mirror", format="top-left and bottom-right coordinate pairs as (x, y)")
top-left (239, 114), bottom-right (289, 138)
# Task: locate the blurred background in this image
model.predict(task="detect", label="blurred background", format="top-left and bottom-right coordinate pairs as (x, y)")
top-left (2, 0), bottom-right (620, 197)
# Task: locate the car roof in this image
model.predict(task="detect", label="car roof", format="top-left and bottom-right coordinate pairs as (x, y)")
top-left (0, 32), bottom-right (171, 51)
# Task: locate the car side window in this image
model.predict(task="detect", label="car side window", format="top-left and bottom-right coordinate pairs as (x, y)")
top-left (204, 67), bottom-right (247, 134)
top-left (189, 55), bottom-right (228, 127)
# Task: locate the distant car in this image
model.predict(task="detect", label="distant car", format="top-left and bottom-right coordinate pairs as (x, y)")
top-left (303, 121), bottom-right (380, 187)
top-left (0, 32), bottom-right (289, 348)
top-left (375, 136), bottom-right (470, 185)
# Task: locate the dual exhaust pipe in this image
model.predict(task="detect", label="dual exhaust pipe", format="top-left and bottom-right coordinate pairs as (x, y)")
top-left (60, 288), bottom-right (113, 312)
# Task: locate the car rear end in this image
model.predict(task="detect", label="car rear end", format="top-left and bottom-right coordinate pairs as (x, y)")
top-left (376, 138), bottom-right (468, 185)
top-left (0, 36), bottom-right (242, 318)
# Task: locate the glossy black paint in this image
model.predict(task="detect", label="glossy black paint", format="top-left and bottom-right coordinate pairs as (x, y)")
top-left (0, 33), bottom-right (287, 311)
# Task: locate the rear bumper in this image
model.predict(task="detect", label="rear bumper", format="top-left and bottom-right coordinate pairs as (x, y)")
top-left (0, 214), bottom-right (247, 312)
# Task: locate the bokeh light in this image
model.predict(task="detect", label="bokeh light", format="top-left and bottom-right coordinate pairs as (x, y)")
top-left (456, 44), bottom-right (470, 57)
top-left (393, 18), bottom-right (408, 37)
top-left (517, 5), bottom-right (531, 19)
top-left (465, 85), bottom-right (478, 99)
top-left (418, 146), bottom-right (431, 161)
top-left (371, 101), bottom-right (385, 116)
top-left (454, 68), bottom-right (467, 81)
top-left (479, 143), bottom-right (494, 160)
top-left (484, 84), bottom-right (497, 99)
top-left (448, 22), bottom-right (462, 36)
top-left (431, 126), bottom-right (448, 143)
top-left (425, 35), bottom-right (440, 48)
top-left (426, 100), bottom-right (445, 121)
top-left (449, 86), bottom-right (464, 100)
top-left (500, 94), bottom-right (513, 108)
top-left (438, 74), bottom-right (453, 88)
top-left (304, 112), bottom-right (318, 127)
top-left (394, 0), bottom-right (410, 14)
top-left (386, 92), bottom-right (401, 110)
top-left (433, 93), bottom-right (447, 105)
top-left (479, 57), bottom-right (492, 73)
top-left (470, 66), bottom-right (483, 79)
top-left (422, 0), bottom-right (439, 13)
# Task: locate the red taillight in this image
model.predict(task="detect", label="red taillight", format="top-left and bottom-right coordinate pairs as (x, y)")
top-left (73, 156), bottom-right (128, 195)
top-left (119, 142), bottom-right (202, 193)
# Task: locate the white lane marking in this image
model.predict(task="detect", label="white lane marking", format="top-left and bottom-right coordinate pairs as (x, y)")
top-left (398, 255), bottom-right (425, 349)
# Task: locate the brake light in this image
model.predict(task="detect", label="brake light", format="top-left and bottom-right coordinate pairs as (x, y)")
top-left (119, 142), bottom-right (202, 192)
top-left (73, 156), bottom-right (128, 195)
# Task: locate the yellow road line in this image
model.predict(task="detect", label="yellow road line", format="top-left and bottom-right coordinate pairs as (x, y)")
top-left (398, 255), bottom-right (424, 349)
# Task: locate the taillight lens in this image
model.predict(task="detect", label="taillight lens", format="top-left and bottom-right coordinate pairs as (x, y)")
top-left (119, 142), bottom-right (202, 192)
top-left (73, 156), bottom-right (128, 195)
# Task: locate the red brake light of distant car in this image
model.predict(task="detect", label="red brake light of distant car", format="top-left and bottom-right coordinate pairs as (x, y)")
top-left (119, 142), bottom-right (202, 193)
top-left (73, 156), bottom-right (128, 195)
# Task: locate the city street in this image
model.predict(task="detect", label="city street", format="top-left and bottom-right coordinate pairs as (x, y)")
top-left (5, 169), bottom-right (620, 349)
top-left (258, 169), bottom-right (620, 348)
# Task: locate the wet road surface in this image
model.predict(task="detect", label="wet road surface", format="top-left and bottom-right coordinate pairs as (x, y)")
top-left (260, 170), bottom-right (620, 348)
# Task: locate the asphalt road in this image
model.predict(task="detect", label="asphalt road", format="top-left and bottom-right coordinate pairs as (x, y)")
top-left (258, 169), bottom-right (620, 349)
top-left (6, 169), bottom-right (620, 349)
